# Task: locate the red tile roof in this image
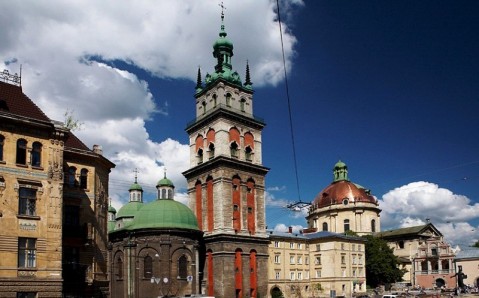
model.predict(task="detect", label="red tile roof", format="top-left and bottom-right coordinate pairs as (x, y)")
top-left (64, 132), bottom-right (90, 151)
top-left (0, 81), bottom-right (51, 122)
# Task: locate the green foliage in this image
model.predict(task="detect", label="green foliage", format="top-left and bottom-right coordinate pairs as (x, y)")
top-left (472, 240), bottom-right (479, 248)
top-left (64, 109), bottom-right (83, 131)
top-left (344, 230), bottom-right (359, 236)
top-left (363, 235), bottom-right (407, 288)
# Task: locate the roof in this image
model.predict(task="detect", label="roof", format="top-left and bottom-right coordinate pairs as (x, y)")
top-left (375, 223), bottom-right (442, 239)
top-left (64, 132), bottom-right (90, 151)
top-left (455, 247), bottom-right (479, 260)
top-left (126, 199), bottom-right (199, 231)
top-left (0, 81), bottom-right (51, 122)
top-left (116, 201), bottom-right (144, 219)
top-left (268, 230), bottom-right (364, 242)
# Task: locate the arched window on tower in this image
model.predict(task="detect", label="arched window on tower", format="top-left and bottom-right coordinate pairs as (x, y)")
top-left (207, 129), bottom-right (215, 159)
top-left (245, 146), bottom-right (252, 162)
top-left (31, 142), bottom-right (42, 167)
top-left (144, 255), bottom-right (153, 278)
top-left (196, 135), bottom-right (204, 165)
top-left (117, 256), bottom-right (123, 279)
top-left (230, 141), bottom-right (239, 158)
top-left (178, 255), bottom-right (188, 279)
top-left (322, 222), bottom-right (328, 232)
top-left (68, 166), bottom-right (77, 187)
top-left (240, 98), bottom-right (246, 112)
top-left (202, 101), bottom-right (207, 115)
top-left (16, 139), bottom-right (27, 165)
top-left (212, 94), bottom-right (217, 107)
top-left (197, 148), bottom-right (203, 164)
top-left (244, 132), bottom-right (254, 162)
top-left (371, 219), bottom-right (376, 233)
top-left (226, 93), bottom-right (232, 107)
top-left (344, 219), bottom-right (350, 232)
top-left (80, 168), bottom-right (88, 189)
top-left (232, 175), bottom-right (241, 232)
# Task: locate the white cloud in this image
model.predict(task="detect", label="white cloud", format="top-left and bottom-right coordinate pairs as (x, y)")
top-left (273, 223), bottom-right (304, 234)
top-left (0, 0), bottom-right (301, 206)
top-left (379, 181), bottom-right (479, 245)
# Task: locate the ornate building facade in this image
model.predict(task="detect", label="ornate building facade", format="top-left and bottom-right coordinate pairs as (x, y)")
top-left (0, 72), bottom-right (114, 297)
top-left (182, 12), bottom-right (270, 298)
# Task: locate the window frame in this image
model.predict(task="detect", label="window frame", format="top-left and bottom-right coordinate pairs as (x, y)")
top-left (16, 139), bottom-right (27, 165)
top-left (18, 237), bottom-right (36, 269)
top-left (18, 187), bottom-right (37, 217)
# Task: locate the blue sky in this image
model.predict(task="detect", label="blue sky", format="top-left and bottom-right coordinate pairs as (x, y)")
top-left (1, 1), bottom-right (478, 245)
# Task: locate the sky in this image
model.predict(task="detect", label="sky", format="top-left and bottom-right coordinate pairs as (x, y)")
top-left (1, 0), bottom-right (478, 246)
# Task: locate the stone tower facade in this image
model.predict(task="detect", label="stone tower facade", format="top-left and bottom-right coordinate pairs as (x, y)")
top-left (182, 12), bottom-right (269, 298)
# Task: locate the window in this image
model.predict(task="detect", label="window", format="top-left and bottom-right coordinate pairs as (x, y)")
top-left (322, 222), bottom-right (328, 231)
top-left (352, 244), bottom-right (356, 251)
top-left (352, 255), bottom-right (356, 264)
top-left (398, 240), bottom-right (405, 249)
top-left (230, 142), bottom-right (238, 158)
top-left (297, 256), bottom-right (302, 264)
top-left (240, 98), bottom-right (246, 112)
top-left (342, 270), bottom-right (346, 277)
top-left (305, 257), bottom-right (309, 265)
top-left (19, 187), bottom-right (37, 216)
top-left (289, 255), bottom-right (295, 264)
top-left (358, 255), bottom-right (363, 264)
top-left (275, 271), bottom-right (280, 280)
top-left (274, 241), bottom-right (280, 248)
top-left (290, 272), bottom-right (295, 280)
top-left (212, 94), bottom-right (217, 107)
top-left (202, 101), bottom-right (207, 114)
top-left (341, 243), bottom-right (345, 250)
top-left (18, 238), bottom-right (36, 268)
top-left (371, 219), bottom-right (376, 233)
top-left (431, 248), bottom-right (438, 256)
top-left (17, 293), bottom-right (36, 298)
top-left (144, 256), bottom-right (153, 278)
top-left (31, 142), bottom-right (42, 167)
top-left (274, 255), bottom-right (280, 264)
top-left (297, 243), bottom-right (302, 249)
top-left (315, 256), bottom-right (321, 265)
top-left (290, 243), bottom-right (294, 249)
top-left (197, 148), bottom-right (203, 164)
top-left (245, 146), bottom-right (252, 161)
top-left (341, 255), bottom-right (346, 265)
top-left (117, 257), bottom-right (123, 279)
top-left (161, 189), bottom-right (166, 199)
top-left (80, 168), bottom-right (88, 189)
top-left (168, 189), bottom-right (173, 199)
top-left (16, 139), bottom-right (27, 165)
top-left (208, 143), bottom-right (215, 159)
top-left (226, 93), bottom-right (232, 107)
top-left (297, 272), bottom-right (302, 280)
top-left (68, 166), bottom-right (76, 187)
top-left (178, 255), bottom-right (188, 279)
top-left (0, 135), bottom-right (4, 161)
top-left (344, 219), bottom-right (350, 232)
top-left (316, 270), bottom-right (321, 278)
top-left (316, 244), bottom-right (321, 251)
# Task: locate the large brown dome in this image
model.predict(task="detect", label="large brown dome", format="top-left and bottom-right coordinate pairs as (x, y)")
top-left (311, 160), bottom-right (377, 209)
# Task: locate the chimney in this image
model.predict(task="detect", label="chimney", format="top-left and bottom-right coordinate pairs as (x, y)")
top-left (288, 226), bottom-right (293, 233)
top-left (92, 145), bottom-right (103, 155)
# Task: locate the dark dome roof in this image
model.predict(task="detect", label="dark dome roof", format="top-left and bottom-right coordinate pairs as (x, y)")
top-left (312, 180), bottom-right (377, 208)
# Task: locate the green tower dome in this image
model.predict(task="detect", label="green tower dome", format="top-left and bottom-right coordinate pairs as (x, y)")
top-left (129, 182), bottom-right (143, 191)
top-left (108, 205), bottom-right (117, 213)
top-left (127, 199), bottom-right (199, 231)
top-left (157, 171), bottom-right (175, 188)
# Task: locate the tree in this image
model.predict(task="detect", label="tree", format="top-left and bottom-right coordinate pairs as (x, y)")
top-left (63, 109), bottom-right (83, 131)
top-left (363, 235), bottom-right (406, 288)
top-left (471, 240), bottom-right (479, 248)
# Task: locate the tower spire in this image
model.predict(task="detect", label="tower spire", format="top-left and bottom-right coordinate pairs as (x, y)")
top-left (195, 66), bottom-right (203, 93)
top-left (244, 60), bottom-right (252, 89)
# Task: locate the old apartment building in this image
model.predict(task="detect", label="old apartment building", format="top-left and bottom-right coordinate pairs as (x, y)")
top-left (0, 71), bottom-right (114, 297)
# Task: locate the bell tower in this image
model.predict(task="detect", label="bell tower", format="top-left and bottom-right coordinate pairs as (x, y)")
top-left (183, 8), bottom-right (269, 298)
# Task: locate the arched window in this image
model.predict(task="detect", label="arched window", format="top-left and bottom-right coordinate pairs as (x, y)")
top-left (68, 166), bottom-right (77, 187)
top-left (117, 256), bottom-right (123, 279)
top-left (230, 142), bottom-right (239, 158)
top-left (322, 222), bottom-right (328, 232)
top-left (226, 93), bottom-right (232, 107)
top-left (232, 175), bottom-right (241, 231)
top-left (371, 219), bottom-right (376, 233)
top-left (144, 255), bottom-right (153, 278)
top-left (168, 189), bottom-right (173, 199)
top-left (344, 219), bottom-right (350, 232)
top-left (161, 189), bottom-right (166, 199)
top-left (196, 135), bottom-right (204, 164)
top-left (202, 101), bottom-right (207, 115)
top-left (80, 168), bottom-right (88, 189)
top-left (0, 135), bottom-right (4, 161)
top-left (31, 142), bottom-right (42, 167)
top-left (207, 129), bottom-right (215, 159)
top-left (197, 148), bottom-right (203, 164)
top-left (178, 255), bottom-right (188, 279)
top-left (16, 139), bottom-right (27, 165)
top-left (212, 94), bottom-right (217, 107)
top-left (240, 98), bottom-right (246, 112)
top-left (245, 146), bottom-right (252, 161)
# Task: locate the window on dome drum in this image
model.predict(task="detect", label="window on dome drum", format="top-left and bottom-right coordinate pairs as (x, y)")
top-left (0, 135), bottom-right (4, 161)
top-left (161, 189), bottom-right (166, 199)
top-left (31, 142), bottom-right (42, 167)
top-left (322, 222), bottom-right (328, 232)
top-left (19, 187), bottom-right (37, 216)
top-left (144, 256), bottom-right (153, 278)
top-left (230, 141), bottom-right (239, 158)
top-left (18, 237), bottom-right (36, 268)
top-left (168, 189), bottom-right (173, 199)
top-left (80, 168), bottom-right (88, 189)
top-left (178, 255), bottom-right (188, 279)
top-left (371, 219), bottom-right (376, 233)
top-left (16, 139), bottom-right (27, 165)
top-left (117, 257), bottom-right (123, 279)
top-left (344, 219), bottom-right (350, 232)
top-left (68, 166), bottom-right (77, 187)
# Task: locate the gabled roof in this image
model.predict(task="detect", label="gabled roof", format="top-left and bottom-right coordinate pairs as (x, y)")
top-left (0, 81), bottom-right (51, 122)
top-left (376, 223), bottom-right (442, 239)
top-left (64, 132), bottom-right (90, 151)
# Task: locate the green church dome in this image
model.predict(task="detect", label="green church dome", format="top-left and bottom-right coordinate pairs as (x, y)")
top-left (126, 199), bottom-right (199, 231)
top-left (108, 205), bottom-right (117, 213)
top-left (116, 201), bottom-right (143, 219)
top-left (157, 177), bottom-right (174, 188)
top-left (129, 182), bottom-right (143, 191)
top-left (334, 160), bottom-right (346, 168)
